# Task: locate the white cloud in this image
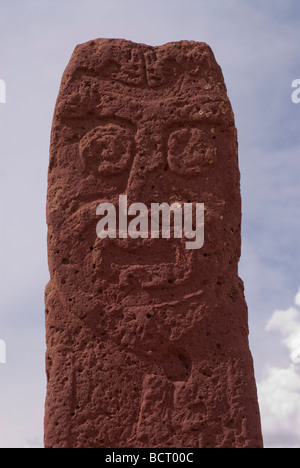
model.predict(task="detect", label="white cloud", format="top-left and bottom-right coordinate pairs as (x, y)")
top-left (267, 295), bottom-right (300, 364)
top-left (258, 365), bottom-right (300, 448)
top-left (258, 288), bottom-right (300, 447)
top-left (295, 288), bottom-right (300, 308)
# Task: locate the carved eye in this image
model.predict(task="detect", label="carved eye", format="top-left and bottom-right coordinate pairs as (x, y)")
top-left (167, 127), bottom-right (215, 175)
top-left (79, 124), bottom-right (134, 175)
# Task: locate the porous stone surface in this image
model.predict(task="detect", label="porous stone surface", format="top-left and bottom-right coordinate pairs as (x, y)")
top-left (45, 39), bottom-right (263, 448)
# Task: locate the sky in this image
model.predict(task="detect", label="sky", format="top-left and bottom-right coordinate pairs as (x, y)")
top-left (0, 0), bottom-right (299, 448)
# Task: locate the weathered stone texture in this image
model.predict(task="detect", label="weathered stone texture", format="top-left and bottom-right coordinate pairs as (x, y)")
top-left (45, 39), bottom-right (263, 448)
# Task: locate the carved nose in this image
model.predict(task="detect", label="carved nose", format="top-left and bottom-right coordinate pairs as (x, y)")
top-left (126, 127), bottom-right (166, 204)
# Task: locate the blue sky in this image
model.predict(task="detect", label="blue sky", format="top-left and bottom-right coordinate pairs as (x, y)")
top-left (0, 0), bottom-right (299, 448)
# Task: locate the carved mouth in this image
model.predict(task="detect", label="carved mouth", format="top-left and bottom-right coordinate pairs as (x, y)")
top-left (92, 199), bottom-right (202, 288)
top-left (97, 237), bottom-right (193, 289)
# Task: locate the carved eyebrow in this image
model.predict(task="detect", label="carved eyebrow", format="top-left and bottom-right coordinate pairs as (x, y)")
top-left (162, 120), bottom-right (219, 141)
top-left (79, 115), bottom-right (137, 133)
top-left (59, 115), bottom-right (137, 144)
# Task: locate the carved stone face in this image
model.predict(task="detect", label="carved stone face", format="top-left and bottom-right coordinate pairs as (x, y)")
top-left (45, 39), bottom-right (262, 449)
top-left (48, 40), bottom-right (239, 308)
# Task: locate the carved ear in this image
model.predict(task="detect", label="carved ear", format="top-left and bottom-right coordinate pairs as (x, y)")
top-left (144, 42), bottom-right (225, 90)
top-left (62, 39), bottom-right (151, 88)
top-left (95, 43), bottom-right (148, 86)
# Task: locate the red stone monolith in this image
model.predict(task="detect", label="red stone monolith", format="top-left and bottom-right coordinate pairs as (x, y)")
top-left (45, 39), bottom-right (263, 448)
